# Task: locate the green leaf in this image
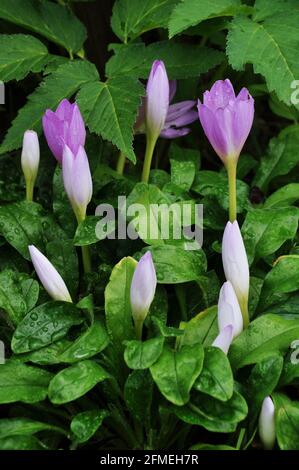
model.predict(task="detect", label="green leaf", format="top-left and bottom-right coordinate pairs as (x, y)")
top-left (71, 410), bottom-right (108, 443)
top-left (124, 370), bottom-right (153, 426)
top-left (258, 255), bottom-right (299, 310)
top-left (190, 443), bottom-right (236, 450)
top-left (227, 14), bottom-right (299, 110)
top-left (0, 201), bottom-right (66, 259)
top-left (252, 127), bottom-right (299, 190)
top-left (170, 157), bottom-right (196, 192)
top-left (12, 301), bottom-right (84, 354)
top-left (264, 183), bottom-right (299, 208)
top-left (106, 41), bottom-right (224, 80)
top-left (104, 257), bottom-right (136, 353)
top-left (180, 306), bottom-right (218, 347)
top-left (0, 418), bottom-right (65, 438)
top-left (46, 240), bottom-right (79, 301)
top-left (273, 393), bottom-right (299, 450)
top-left (241, 207), bottom-right (299, 265)
top-left (111, 0), bottom-right (178, 42)
top-left (0, 0), bottom-right (86, 53)
top-left (192, 170), bottom-right (249, 213)
top-left (77, 77), bottom-right (143, 164)
top-left (170, 390), bottom-right (248, 433)
top-left (145, 245), bottom-right (207, 284)
top-left (0, 360), bottom-right (52, 404)
top-left (0, 34), bottom-right (49, 82)
top-left (48, 360), bottom-right (111, 405)
top-left (58, 320), bottom-right (109, 363)
top-left (0, 435), bottom-right (44, 450)
top-left (0, 60), bottom-right (99, 154)
top-left (169, 0), bottom-right (240, 38)
top-left (150, 344), bottom-right (204, 405)
top-left (124, 337), bottom-right (164, 370)
top-left (19, 340), bottom-right (71, 366)
top-left (229, 314), bottom-right (299, 369)
top-left (74, 216), bottom-right (115, 246)
top-left (194, 347), bottom-right (234, 401)
top-left (0, 270), bottom-right (37, 325)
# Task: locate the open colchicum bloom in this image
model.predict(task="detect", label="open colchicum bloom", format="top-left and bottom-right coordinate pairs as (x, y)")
top-left (62, 144), bottom-right (93, 223)
top-left (130, 252), bottom-right (157, 339)
top-left (29, 245), bottom-right (72, 302)
top-left (42, 99), bottom-right (86, 163)
top-left (218, 281), bottom-right (243, 338)
top-left (198, 79), bottom-right (254, 221)
top-left (222, 220), bottom-right (250, 327)
top-left (21, 130), bottom-right (40, 202)
top-left (259, 396), bottom-right (276, 450)
top-left (212, 324), bottom-right (233, 355)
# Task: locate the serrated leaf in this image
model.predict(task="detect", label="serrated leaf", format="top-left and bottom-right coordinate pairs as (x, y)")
top-left (0, 34), bottom-right (50, 82)
top-left (227, 14), bottom-right (299, 109)
top-left (106, 41), bottom-right (224, 79)
top-left (168, 0), bottom-right (240, 38)
top-left (77, 78), bottom-right (143, 164)
top-left (0, 60), bottom-right (99, 154)
top-left (111, 0), bottom-right (178, 42)
top-left (0, 0), bottom-right (86, 53)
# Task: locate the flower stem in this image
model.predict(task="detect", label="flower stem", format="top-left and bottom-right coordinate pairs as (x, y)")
top-left (135, 319), bottom-right (143, 341)
top-left (116, 151), bottom-right (126, 175)
top-left (76, 211), bottom-right (91, 274)
top-left (141, 136), bottom-right (157, 183)
top-left (226, 158), bottom-right (237, 222)
top-left (25, 181), bottom-right (34, 202)
top-left (240, 295), bottom-right (249, 328)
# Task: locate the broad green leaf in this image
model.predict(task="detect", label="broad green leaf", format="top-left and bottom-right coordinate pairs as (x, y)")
top-left (280, 352), bottom-right (299, 386)
top-left (0, 435), bottom-right (44, 450)
top-left (145, 245), bottom-right (207, 284)
top-left (0, 34), bottom-right (49, 82)
top-left (0, 360), bottom-right (52, 404)
top-left (192, 171), bottom-right (249, 213)
top-left (0, 0), bottom-right (86, 53)
top-left (150, 344), bottom-right (204, 405)
top-left (169, 0), bottom-right (240, 37)
top-left (58, 321), bottom-right (109, 363)
top-left (241, 207), bottom-right (299, 265)
top-left (151, 316), bottom-right (183, 337)
top-left (104, 257), bottom-right (136, 353)
top-left (194, 347), bottom-right (234, 401)
top-left (264, 183), bottom-right (299, 208)
top-left (0, 418), bottom-right (66, 438)
top-left (180, 306), bottom-right (218, 347)
top-left (0, 60), bottom-right (99, 154)
top-left (170, 157), bottom-right (196, 192)
top-left (12, 301), bottom-right (84, 354)
top-left (77, 77), bottom-right (144, 164)
top-left (170, 390), bottom-right (248, 433)
top-left (48, 360), bottom-right (111, 404)
top-left (252, 127), bottom-right (299, 190)
top-left (229, 314), bottom-right (299, 369)
top-left (46, 240), bottom-right (79, 300)
top-left (273, 393), bottom-right (299, 450)
top-left (227, 14), bottom-right (299, 110)
top-left (124, 370), bottom-right (153, 426)
top-left (0, 270), bottom-right (38, 325)
top-left (74, 216), bottom-right (115, 246)
top-left (111, 0), bottom-right (178, 42)
top-left (258, 255), bottom-right (299, 310)
top-left (190, 443), bottom-right (236, 450)
top-left (254, 0), bottom-right (299, 21)
top-left (106, 41), bottom-right (224, 80)
top-left (245, 355), bottom-right (283, 414)
top-left (19, 340), bottom-right (71, 366)
top-left (71, 410), bottom-right (108, 443)
top-left (124, 337), bottom-right (164, 370)
top-left (0, 201), bottom-right (66, 259)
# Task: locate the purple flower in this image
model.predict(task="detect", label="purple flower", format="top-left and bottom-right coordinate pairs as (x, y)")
top-left (21, 130), bottom-right (40, 185)
top-left (198, 79), bottom-right (254, 162)
top-left (62, 144), bottom-right (93, 222)
top-left (145, 60), bottom-right (170, 141)
top-left (259, 396), bottom-right (276, 450)
top-left (130, 252), bottom-right (157, 322)
top-left (42, 99), bottom-right (86, 163)
top-left (29, 245), bottom-right (72, 302)
top-left (212, 324), bottom-right (233, 355)
top-left (218, 281), bottom-right (243, 338)
top-left (135, 69), bottom-right (197, 139)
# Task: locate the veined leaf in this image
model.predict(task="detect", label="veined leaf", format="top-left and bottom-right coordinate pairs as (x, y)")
top-left (0, 0), bottom-right (86, 53)
top-left (77, 78), bottom-right (144, 164)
